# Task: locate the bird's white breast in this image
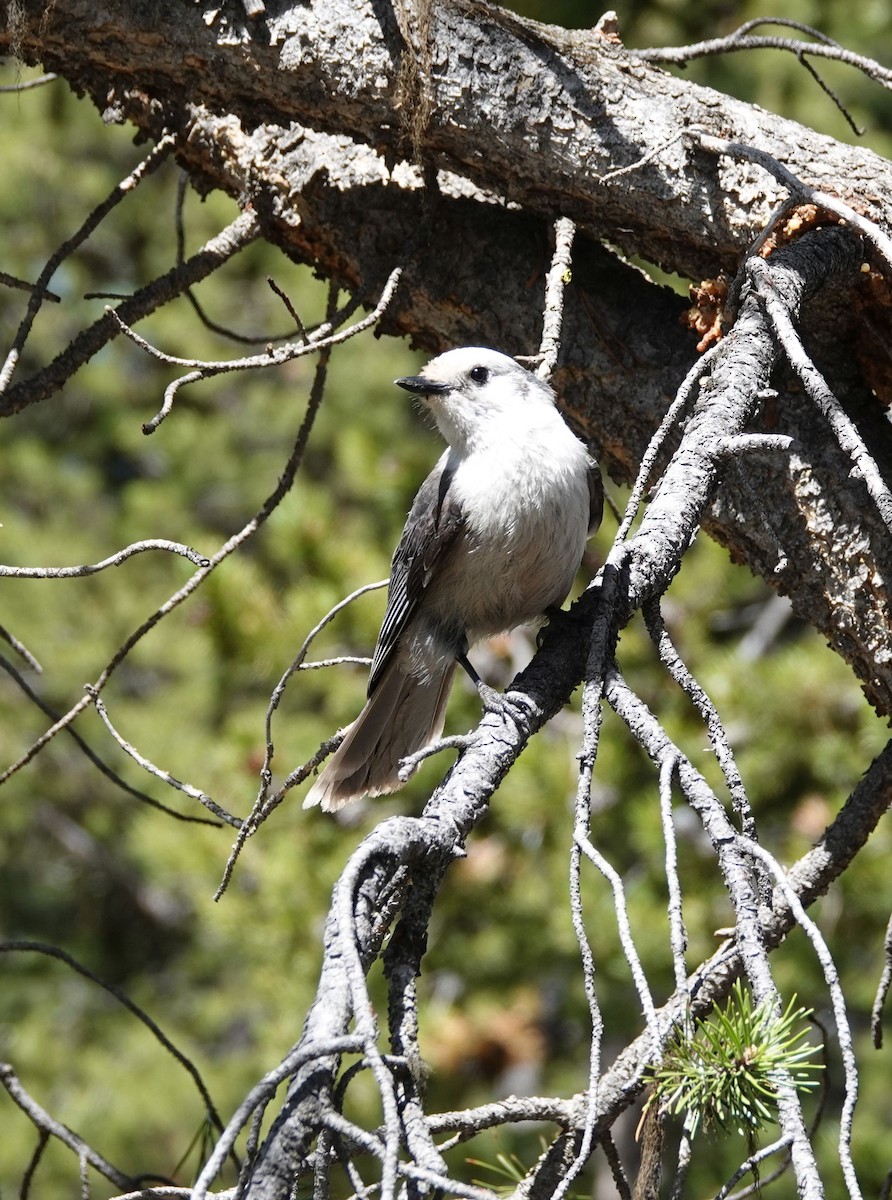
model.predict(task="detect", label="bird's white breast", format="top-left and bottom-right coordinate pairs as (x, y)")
top-left (436, 412), bottom-right (591, 637)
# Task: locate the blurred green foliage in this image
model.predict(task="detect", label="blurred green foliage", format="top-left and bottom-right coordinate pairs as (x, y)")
top-left (0, 1), bottom-right (890, 1196)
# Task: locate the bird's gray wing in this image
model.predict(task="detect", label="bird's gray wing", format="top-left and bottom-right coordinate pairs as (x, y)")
top-left (367, 455), bottom-right (466, 697)
top-left (588, 456), bottom-right (604, 536)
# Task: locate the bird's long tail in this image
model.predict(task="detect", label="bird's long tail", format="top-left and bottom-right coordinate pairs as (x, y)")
top-left (303, 661), bottom-right (456, 812)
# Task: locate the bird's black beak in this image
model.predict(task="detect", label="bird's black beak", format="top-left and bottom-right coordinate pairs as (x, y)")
top-left (395, 375), bottom-right (451, 396)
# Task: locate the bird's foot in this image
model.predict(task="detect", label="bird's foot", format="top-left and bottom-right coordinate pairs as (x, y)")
top-left (476, 681), bottom-right (538, 722)
top-left (458, 652), bottom-right (538, 723)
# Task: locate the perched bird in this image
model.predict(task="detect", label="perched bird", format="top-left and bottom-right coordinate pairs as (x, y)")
top-left (303, 347), bottom-right (602, 812)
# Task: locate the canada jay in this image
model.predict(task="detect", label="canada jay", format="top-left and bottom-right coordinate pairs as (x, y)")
top-left (303, 347), bottom-right (602, 812)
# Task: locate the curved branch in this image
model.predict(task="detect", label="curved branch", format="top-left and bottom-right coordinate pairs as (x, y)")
top-left (0, 539), bottom-right (210, 577)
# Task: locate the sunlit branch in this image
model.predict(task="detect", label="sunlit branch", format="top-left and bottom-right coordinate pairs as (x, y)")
top-left (0, 538), bottom-right (209, 577)
top-left (86, 689), bottom-right (241, 827)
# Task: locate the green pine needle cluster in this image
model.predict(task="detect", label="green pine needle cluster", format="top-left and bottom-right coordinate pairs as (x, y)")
top-left (647, 982), bottom-right (823, 1138)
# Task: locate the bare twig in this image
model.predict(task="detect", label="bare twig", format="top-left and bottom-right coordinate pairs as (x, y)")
top-left (427, 1096), bottom-right (573, 1135)
top-left (191, 1037), bottom-right (367, 1200)
top-left (86, 689), bottom-right (240, 826)
top-left (0, 134), bottom-right (176, 397)
top-left (334, 849), bottom-right (403, 1200)
top-left (870, 912), bottom-right (892, 1048)
top-left (0, 538), bottom-right (209, 577)
top-left (605, 669), bottom-right (823, 1198)
top-left (0, 1063), bottom-right (133, 1190)
top-left (0, 623), bottom-right (42, 672)
top-left (613, 344), bottom-right (720, 545)
top-left (0, 210), bottom-right (261, 417)
top-left (298, 656), bottom-right (373, 671)
top-left (173, 172), bottom-right (300, 346)
top-left (214, 323), bottom-right (347, 895)
top-left (696, 134), bottom-right (892, 271)
top-left (635, 21), bottom-right (892, 91)
top-left (598, 1132), bottom-right (632, 1200)
top-left (543, 568), bottom-right (624, 1200)
top-left (716, 1135), bottom-right (793, 1200)
top-left (0, 941), bottom-right (232, 1158)
top-left (0, 72), bottom-right (57, 91)
top-left (0, 270), bottom-right (59, 300)
top-left (0, 653), bottom-right (221, 825)
top-left (20, 1129), bottom-right (50, 1200)
top-left (112, 266), bottom-right (402, 432)
top-left (745, 841), bottom-right (863, 1200)
top-left (536, 217), bottom-right (576, 382)
top-left (396, 733), bottom-right (472, 780)
top-left (643, 599), bottom-right (759, 845)
top-left (658, 750), bottom-right (689, 1003)
top-left (575, 828), bottom-right (660, 1047)
top-left (749, 254), bottom-right (892, 536)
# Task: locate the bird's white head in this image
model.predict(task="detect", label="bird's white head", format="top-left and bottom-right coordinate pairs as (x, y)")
top-left (395, 347), bottom-right (555, 451)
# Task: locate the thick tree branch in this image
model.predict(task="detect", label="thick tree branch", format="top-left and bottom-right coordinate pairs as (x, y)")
top-left (5, 1), bottom-right (892, 277)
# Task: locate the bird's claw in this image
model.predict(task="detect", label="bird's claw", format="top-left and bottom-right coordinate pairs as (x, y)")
top-left (477, 682), bottom-right (537, 721)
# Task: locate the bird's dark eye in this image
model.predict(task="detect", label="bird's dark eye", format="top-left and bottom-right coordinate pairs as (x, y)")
top-left (469, 366), bottom-right (489, 385)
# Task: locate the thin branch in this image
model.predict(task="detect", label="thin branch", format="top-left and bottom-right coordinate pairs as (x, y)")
top-left (20, 1129), bottom-right (50, 1200)
top-left (427, 1097), bottom-right (572, 1137)
top-left (744, 841), bottom-right (863, 1200)
top-left (635, 23), bottom-right (892, 91)
top-left (109, 1191), bottom-right (198, 1200)
top-left (715, 1135), bottom-right (793, 1200)
top-left (543, 563), bottom-right (622, 1200)
top-left (667, 1119), bottom-right (693, 1200)
top-left (642, 599), bottom-right (759, 845)
top-left (0, 133), bottom-right (176, 397)
top-left (0, 1063), bottom-right (133, 1190)
top-left (297, 656), bottom-right (373, 671)
top-left (0, 941), bottom-right (232, 1159)
top-left (214, 317), bottom-right (346, 895)
top-left (870, 912), bottom-right (892, 1048)
top-left (86, 689), bottom-right (240, 827)
top-left (0, 72), bottom-right (57, 91)
top-left (696, 134), bottom-right (892, 271)
top-left (396, 733), bottom-right (472, 781)
top-left (0, 270), bottom-right (59, 300)
top-left (598, 1132), bottom-right (632, 1200)
top-left (324, 1111), bottom-right (498, 1200)
top-left (0, 623), bottom-right (42, 672)
top-left (796, 52), bottom-right (864, 136)
top-left (0, 210), bottom-right (261, 417)
top-left (658, 751), bottom-right (689, 1003)
top-left (334, 848), bottom-right (402, 1200)
top-left (613, 344), bottom-right (720, 546)
top-left (113, 266), bottom-right (402, 432)
top-left (605, 668), bottom-right (823, 1197)
top-left (749, 254), bottom-right (892, 536)
top-left (575, 829), bottom-right (660, 1047)
top-left (174, 173), bottom-right (281, 346)
top-left (0, 653), bottom-right (221, 825)
top-left (190, 1037), bottom-right (366, 1200)
top-left (536, 216), bottom-right (576, 382)
top-left (0, 538), bottom-right (209, 578)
